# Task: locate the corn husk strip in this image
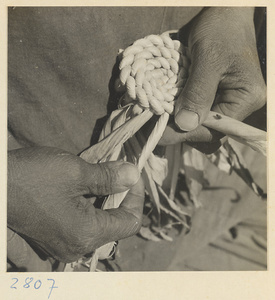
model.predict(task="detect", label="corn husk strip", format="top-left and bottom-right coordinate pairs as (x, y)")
top-left (74, 108), bottom-right (153, 271)
top-left (127, 134), bottom-right (161, 216)
top-left (158, 202), bottom-right (190, 229)
top-left (130, 134), bottom-right (190, 227)
top-left (181, 144), bottom-right (209, 208)
top-left (87, 109), bottom-right (152, 270)
top-left (65, 138), bottom-right (127, 272)
top-left (105, 106), bottom-right (132, 136)
top-left (203, 111), bottom-right (266, 156)
top-left (158, 185), bottom-right (190, 216)
top-left (134, 131), bottom-right (168, 186)
top-left (98, 108), bottom-right (127, 140)
top-left (163, 221), bottom-right (183, 229)
top-left (137, 112), bottom-right (169, 171)
top-left (169, 143), bottom-right (182, 201)
top-left (143, 164), bottom-right (162, 216)
top-left (90, 137), bottom-right (130, 271)
top-left (88, 138), bottom-right (137, 270)
top-left (207, 140), bottom-right (265, 198)
top-left (139, 227), bottom-right (162, 242)
top-left (206, 145), bottom-right (232, 174)
top-left (223, 140), bottom-right (265, 198)
top-left (92, 112), bottom-right (169, 258)
top-left (135, 127), bottom-right (168, 186)
top-left (159, 232), bottom-right (173, 242)
top-left (226, 135), bottom-right (266, 157)
top-left (162, 145), bottom-right (178, 192)
top-left (128, 131), bottom-right (191, 232)
top-left (152, 226), bottom-right (174, 242)
top-left (147, 154), bottom-right (168, 186)
top-left (80, 108), bottom-right (153, 163)
top-left (83, 109), bottom-right (169, 269)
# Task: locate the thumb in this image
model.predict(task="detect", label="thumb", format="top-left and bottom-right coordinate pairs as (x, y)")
top-left (80, 161), bottom-right (140, 196)
top-left (174, 52), bottom-right (221, 131)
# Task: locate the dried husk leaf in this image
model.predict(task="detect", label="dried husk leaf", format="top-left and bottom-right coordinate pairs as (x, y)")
top-left (207, 146), bottom-right (232, 174)
top-left (223, 140), bottom-right (265, 198)
top-left (169, 143), bottom-right (182, 201)
top-left (207, 140), bottom-right (265, 198)
top-left (142, 163), bottom-right (161, 215)
top-left (203, 111), bottom-right (266, 156)
top-left (139, 226), bottom-right (162, 241)
top-left (152, 225), bottom-right (174, 238)
top-left (147, 154), bottom-right (168, 186)
top-left (158, 185), bottom-right (190, 216)
top-left (181, 144), bottom-right (209, 208)
top-left (80, 108), bottom-right (153, 163)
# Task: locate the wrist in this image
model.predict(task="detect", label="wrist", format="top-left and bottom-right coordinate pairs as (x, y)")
top-left (205, 7), bottom-right (255, 25)
top-left (194, 7), bottom-right (257, 52)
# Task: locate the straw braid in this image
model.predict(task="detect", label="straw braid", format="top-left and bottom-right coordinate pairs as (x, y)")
top-left (116, 34), bottom-right (190, 115)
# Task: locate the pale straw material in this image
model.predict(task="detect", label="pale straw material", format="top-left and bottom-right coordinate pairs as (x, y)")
top-left (116, 33), bottom-right (189, 115)
top-left (65, 32), bottom-right (266, 272)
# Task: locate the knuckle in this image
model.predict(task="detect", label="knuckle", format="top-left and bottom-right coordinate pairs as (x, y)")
top-left (253, 81), bottom-right (266, 109)
top-left (192, 40), bottom-right (226, 73)
top-left (93, 163), bottom-right (113, 195)
top-left (63, 156), bottom-right (84, 183)
top-left (243, 79), bottom-right (266, 115)
top-left (184, 88), bottom-right (208, 108)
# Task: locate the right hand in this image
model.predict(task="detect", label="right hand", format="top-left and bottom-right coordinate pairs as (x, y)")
top-left (159, 7), bottom-right (266, 153)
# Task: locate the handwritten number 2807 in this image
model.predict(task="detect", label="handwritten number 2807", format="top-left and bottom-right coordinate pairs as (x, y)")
top-left (11, 277), bottom-right (58, 299)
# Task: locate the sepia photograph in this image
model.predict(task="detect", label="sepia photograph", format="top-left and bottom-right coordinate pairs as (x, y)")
top-left (7, 5), bottom-right (267, 276)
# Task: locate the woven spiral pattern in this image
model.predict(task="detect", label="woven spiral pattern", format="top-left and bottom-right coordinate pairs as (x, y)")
top-left (116, 34), bottom-right (190, 115)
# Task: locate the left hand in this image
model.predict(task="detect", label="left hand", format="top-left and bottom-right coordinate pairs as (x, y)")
top-left (8, 147), bottom-right (145, 262)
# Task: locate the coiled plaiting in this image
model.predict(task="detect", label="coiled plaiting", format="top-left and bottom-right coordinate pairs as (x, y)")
top-left (116, 34), bottom-right (190, 115)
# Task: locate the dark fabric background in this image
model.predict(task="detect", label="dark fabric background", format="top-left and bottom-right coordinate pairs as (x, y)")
top-left (8, 7), bottom-right (202, 153)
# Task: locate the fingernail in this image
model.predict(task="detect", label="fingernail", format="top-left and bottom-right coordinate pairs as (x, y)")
top-left (175, 109), bottom-right (199, 131)
top-left (118, 162), bottom-right (140, 188)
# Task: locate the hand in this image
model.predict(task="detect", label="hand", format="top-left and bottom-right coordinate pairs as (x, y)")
top-left (159, 7), bottom-right (266, 152)
top-left (8, 147), bottom-right (144, 263)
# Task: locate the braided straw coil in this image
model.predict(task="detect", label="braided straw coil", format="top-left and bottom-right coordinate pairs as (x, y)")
top-left (115, 33), bottom-right (190, 116)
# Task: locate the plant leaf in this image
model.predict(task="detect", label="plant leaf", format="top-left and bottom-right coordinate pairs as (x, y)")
top-left (159, 202), bottom-right (190, 229)
top-left (159, 230), bottom-right (173, 242)
top-left (206, 146), bottom-right (232, 174)
top-left (181, 144), bottom-right (209, 207)
top-left (142, 163), bottom-right (161, 215)
top-left (147, 154), bottom-right (168, 186)
top-left (139, 226), bottom-right (162, 241)
top-left (158, 185), bottom-right (191, 216)
top-left (223, 140), bottom-right (265, 198)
